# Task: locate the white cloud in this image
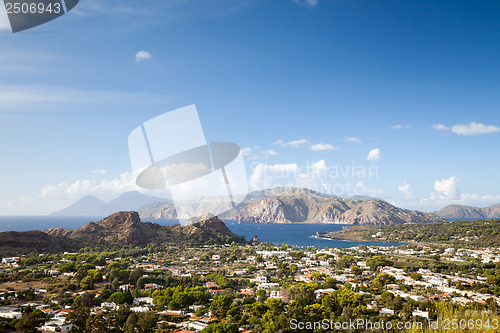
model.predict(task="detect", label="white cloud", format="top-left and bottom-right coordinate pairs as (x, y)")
top-left (248, 159), bottom-right (381, 198)
top-left (90, 169), bottom-right (107, 174)
top-left (3, 172), bottom-right (140, 214)
top-left (241, 147), bottom-right (279, 160)
top-left (398, 181), bottom-right (412, 199)
top-left (274, 139), bottom-right (310, 148)
top-left (366, 148), bottom-right (381, 162)
top-left (432, 123), bottom-right (450, 131)
top-left (311, 160), bottom-right (327, 173)
top-left (241, 147), bottom-right (252, 156)
top-left (433, 122), bottom-right (499, 135)
top-left (135, 51), bottom-right (152, 62)
top-left (292, 0), bottom-right (318, 7)
top-left (354, 181), bottom-right (386, 199)
top-left (264, 150), bottom-right (279, 156)
top-left (432, 176), bottom-right (459, 200)
top-left (310, 143), bottom-right (339, 151)
top-left (0, 5), bottom-right (11, 31)
top-left (274, 139), bottom-right (339, 151)
top-left (391, 124), bottom-right (410, 130)
top-left (390, 177), bottom-right (500, 212)
top-left (344, 137), bottom-right (362, 143)
top-left (248, 163), bottom-right (298, 190)
top-left (451, 121), bottom-right (500, 136)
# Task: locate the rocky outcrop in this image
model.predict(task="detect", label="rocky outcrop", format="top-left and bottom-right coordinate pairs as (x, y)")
top-left (2, 211), bottom-right (245, 253)
top-left (186, 212), bottom-right (216, 225)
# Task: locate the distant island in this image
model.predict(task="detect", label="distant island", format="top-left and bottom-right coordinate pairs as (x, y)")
top-left (433, 203), bottom-right (500, 219)
top-left (51, 191), bottom-right (169, 217)
top-left (52, 187), bottom-right (500, 227)
top-left (138, 187), bottom-right (444, 225)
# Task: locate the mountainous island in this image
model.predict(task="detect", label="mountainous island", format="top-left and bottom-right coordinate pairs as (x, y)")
top-left (51, 191), bottom-right (169, 217)
top-left (0, 212), bottom-right (245, 255)
top-left (433, 203), bottom-right (500, 219)
top-left (138, 188), bottom-right (443, 225)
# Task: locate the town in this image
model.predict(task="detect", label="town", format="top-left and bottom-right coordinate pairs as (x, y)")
top-left (1, 240), bottom-right (500, 332)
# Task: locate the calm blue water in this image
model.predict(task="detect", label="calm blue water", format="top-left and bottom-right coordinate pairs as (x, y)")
top-left (226, 222), bottom-right (404, 248)
top-left (0, 216), bottom-right (403, 249)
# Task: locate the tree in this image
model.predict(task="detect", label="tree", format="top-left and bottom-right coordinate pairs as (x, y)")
top-left (19, 289), bottom-right (35, 301)
top-left (202, 322), bottom-right (238, 333)
top-left (410, 273), bottom-right (423, 281)
top-left (210, 295), bottom-right (232, 320)
top-left (487, 274), bottom-right (499, 286)
top-left (337, 284), bottom-right (358, 307)
top-left (137, 312), bottom-right (157, 333)
top-left (373, 273), bottom-right (396, 288)
top-left (80, 275), bottom-right (94, 290)
top-left (67, 305), bottom-right (90, 332)
top-left (227, 304), bottom-right (241, 322)
top-left (266, 297), bottom-right (284, 314)
top-left (129, 268), bottom-right (145, 286)
top-left (261, 311), bottom-right (278, 333)
top-left (123, 313), bottom-right (138, 333)
top-left (15, 308), bottom-right (47, 333)
top-left (351, 265), bottom-right (363, 276)
top-left (304, 303), bottom-right (329, 322)
top-left (109, 292), bottom-right (133, 305)
top-left (85, 313), bottom-right (113, 333)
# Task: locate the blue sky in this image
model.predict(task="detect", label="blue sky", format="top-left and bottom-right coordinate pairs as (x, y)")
top-left (1, 0), bottom-right (500, 214)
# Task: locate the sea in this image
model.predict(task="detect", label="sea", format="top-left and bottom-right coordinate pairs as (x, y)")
top-left (0, 216), bottom-right (404, 249)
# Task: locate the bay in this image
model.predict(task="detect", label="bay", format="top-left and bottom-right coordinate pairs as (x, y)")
top-left (0, 216), bottom-right (403, 249)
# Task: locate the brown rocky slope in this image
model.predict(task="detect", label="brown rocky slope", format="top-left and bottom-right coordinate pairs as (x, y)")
top-left (0, 212), bottom-right (244, 254)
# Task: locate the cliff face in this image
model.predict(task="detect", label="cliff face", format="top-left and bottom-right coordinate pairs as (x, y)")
top-left (223, 189), bottom-right (443, 225)
top-left (434, 204), bottom-right (500, 219)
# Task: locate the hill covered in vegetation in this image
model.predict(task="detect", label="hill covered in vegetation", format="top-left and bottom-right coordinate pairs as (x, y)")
top-left (318, 219), bottom-right (500, 248)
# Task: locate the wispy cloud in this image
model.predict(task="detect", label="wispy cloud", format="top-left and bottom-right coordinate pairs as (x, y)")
top-left (310, 143), bottom-right (339, 151)
top-left (0, 85), bottom-right (172, 112)
top-left (264, 149), bottom-right (279, 156)
top-left (274, 139), bottom-right (310, 148)
top-left (274, 139), bottom-right (339, 151)
top-left (135, 51), bottom-right (152, 62)
top-left (344, 137), bottom-right (362, 143)
top-left (291, 0), bottom-right (318, 7)
top-left (432, 123), bottom-right (450, 131)
top-left (241, 146), bottom-right (279, 160)
top-left (366, 148), bottom-right (381, 162)
top-left (391, 124), bottom-right (410, 130)
top-left (90, 169), bottom-right (108, 174)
